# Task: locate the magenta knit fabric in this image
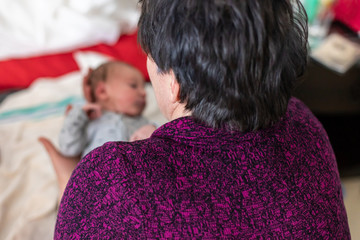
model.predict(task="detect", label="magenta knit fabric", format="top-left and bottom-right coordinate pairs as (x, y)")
top-left (55, 98), bottom-right (350, 239)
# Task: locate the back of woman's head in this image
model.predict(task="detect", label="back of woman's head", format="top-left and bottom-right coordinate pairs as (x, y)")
top-left (138, 0), bottom-right (308, 131)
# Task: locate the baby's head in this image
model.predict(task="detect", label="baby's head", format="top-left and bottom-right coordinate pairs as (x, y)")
top-left (88, 61), bottom-right (146, 116)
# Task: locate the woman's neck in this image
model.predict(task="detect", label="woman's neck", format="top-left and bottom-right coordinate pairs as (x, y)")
top-left (169, 102), bottom-right (192, 121)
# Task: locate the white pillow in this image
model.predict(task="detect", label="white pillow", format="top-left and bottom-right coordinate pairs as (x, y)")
top-left (0, 0), bottom-right (140, 60)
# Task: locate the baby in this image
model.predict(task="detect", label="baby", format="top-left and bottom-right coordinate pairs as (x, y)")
top-left (40, 61), bottom-right (156, 202)
top-left (59, 60), bottom-right (155, 158)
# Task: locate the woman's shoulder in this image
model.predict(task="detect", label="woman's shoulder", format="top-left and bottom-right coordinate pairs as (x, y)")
top-left (287, 97), bottom-right (312, 115)
top-left (63, 140), bottom-right (154, 202)
top-left (78, 137), bottom-right (165, 178)
top-left (286, 97), bottom-right (326, 134)
top-left (81, 140), bottom-right (150, 167)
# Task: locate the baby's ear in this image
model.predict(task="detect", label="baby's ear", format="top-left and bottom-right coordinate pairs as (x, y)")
top-left (94, 81), bottom-right (107, 101)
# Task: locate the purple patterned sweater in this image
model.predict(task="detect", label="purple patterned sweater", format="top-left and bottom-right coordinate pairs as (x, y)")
top-left (55, 98), bottom-right (350, 239)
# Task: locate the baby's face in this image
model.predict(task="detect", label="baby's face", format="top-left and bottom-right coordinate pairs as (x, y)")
top-left (104, 64), bottom-right (146, 116)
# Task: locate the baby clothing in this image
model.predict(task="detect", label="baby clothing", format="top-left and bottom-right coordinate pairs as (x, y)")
top-left (59, 105), bottom-right (150, 158)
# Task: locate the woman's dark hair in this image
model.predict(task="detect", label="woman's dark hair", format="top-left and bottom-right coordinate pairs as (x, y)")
top-left (138, 0), bottom-right (308, 131)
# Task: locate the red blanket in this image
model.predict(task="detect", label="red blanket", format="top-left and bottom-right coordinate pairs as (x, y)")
top-left (0, 32), bottom-right (148, 92)
top-left (333, 0), bottom-right (360, 32)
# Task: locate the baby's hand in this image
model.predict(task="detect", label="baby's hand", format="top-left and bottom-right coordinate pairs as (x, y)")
top-left (130, 124), bottom-right (157, 141)
top-left (82, 103), bottom-right (102, 120)
top-left (83, 68), bottom-right (94, 103)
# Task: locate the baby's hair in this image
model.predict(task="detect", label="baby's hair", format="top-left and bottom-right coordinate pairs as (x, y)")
top-left (87, 61), bottom-right (134, 101)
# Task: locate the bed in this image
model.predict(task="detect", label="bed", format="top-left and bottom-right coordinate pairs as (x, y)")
top-left (0, 1), bottom-right (166, 239)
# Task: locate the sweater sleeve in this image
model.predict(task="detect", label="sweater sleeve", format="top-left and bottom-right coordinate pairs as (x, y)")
top-left (58, 105), bottom-right (89, 157)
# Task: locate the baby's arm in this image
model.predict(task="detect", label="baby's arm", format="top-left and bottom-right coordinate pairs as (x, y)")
top-left (129, 124), bottom-right (157, 141)
top-left (58, 105), bottom-right (97, 157)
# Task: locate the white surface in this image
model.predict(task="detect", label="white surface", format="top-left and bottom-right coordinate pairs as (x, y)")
top-left (342, 176), bottom-right (360, 240)
top-left (0, 0), bottom-right (140, 60)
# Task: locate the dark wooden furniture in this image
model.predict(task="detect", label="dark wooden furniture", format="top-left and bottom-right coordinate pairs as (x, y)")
top-left (294, 34), bottom-right (360, 177)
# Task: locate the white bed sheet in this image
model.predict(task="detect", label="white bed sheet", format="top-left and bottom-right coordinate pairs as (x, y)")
top-left (0, 0), bottom-right (140, 60)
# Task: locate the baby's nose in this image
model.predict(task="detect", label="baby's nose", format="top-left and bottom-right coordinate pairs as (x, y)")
top-left (139, 88), bottom-right (146, 97)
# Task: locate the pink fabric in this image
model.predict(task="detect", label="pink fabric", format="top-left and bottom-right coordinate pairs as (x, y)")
top-left (333, 0), bottom-right (360, 32)
top-left (55, 98), bottom-right (350, 239)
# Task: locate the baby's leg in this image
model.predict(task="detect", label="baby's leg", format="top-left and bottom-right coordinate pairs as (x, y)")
top-left (38, 137), bottom-right (80, 205)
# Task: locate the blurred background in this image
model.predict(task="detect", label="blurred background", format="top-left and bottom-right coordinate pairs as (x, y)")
top-left (296, 0), bottom-right (360, 238)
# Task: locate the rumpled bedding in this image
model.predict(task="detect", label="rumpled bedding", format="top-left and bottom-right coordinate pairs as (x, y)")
top-left (0, 52), bottom-right (166, 240)
top-left (0, 0), bottom-right (140, 60)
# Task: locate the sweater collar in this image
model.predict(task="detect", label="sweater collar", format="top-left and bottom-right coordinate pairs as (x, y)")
top-left (151, 116), bottom-right (253, 147)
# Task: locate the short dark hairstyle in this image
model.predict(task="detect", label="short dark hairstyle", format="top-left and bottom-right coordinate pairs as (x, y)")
top-left (138, 0), bottom-right (308, 131)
